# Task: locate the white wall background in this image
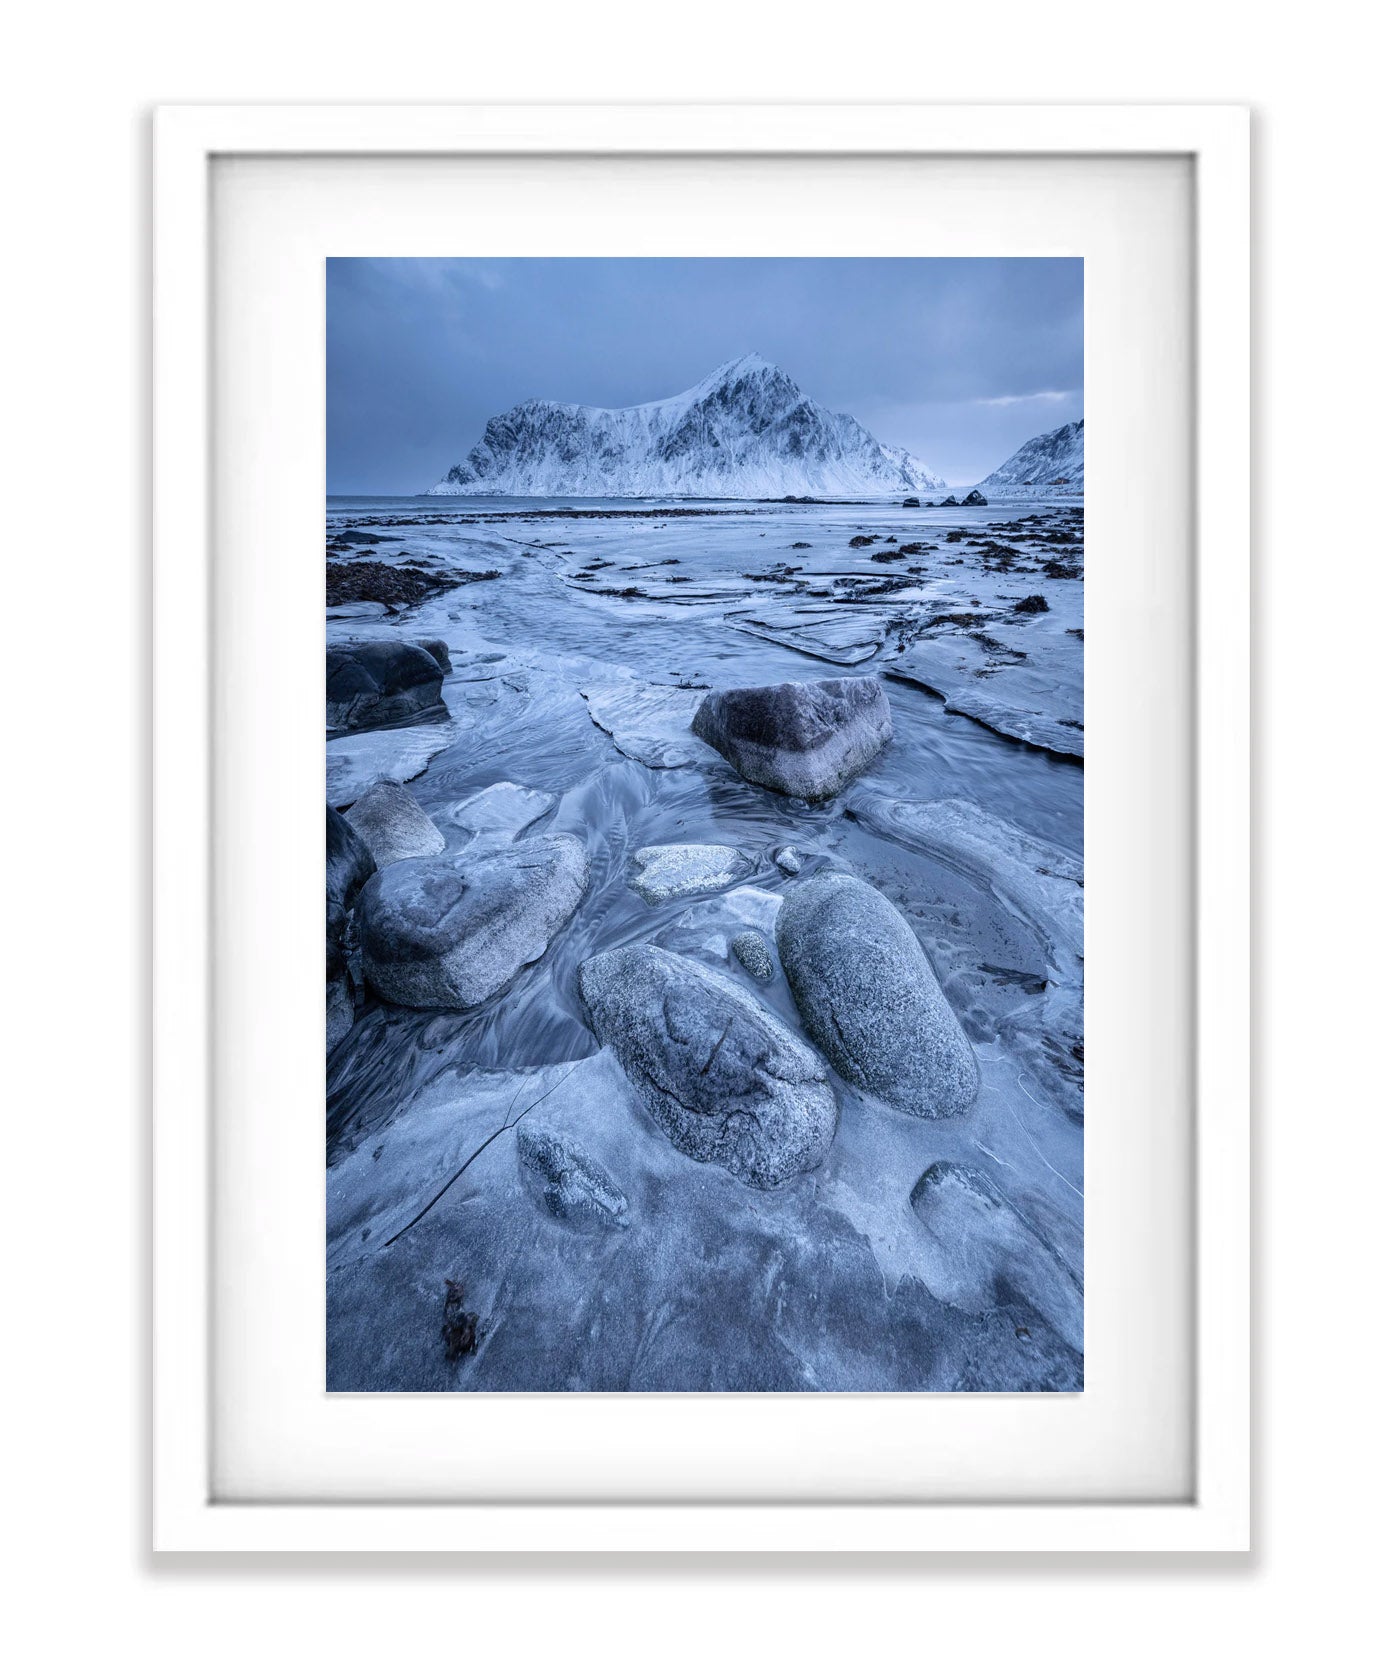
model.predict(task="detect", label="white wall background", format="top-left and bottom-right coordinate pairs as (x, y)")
top-left (2, 4), bottom-right (1391, 1672)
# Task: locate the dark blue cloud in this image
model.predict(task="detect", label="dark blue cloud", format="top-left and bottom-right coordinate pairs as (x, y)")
top-left (327, 257), bottom-right (1082, 492)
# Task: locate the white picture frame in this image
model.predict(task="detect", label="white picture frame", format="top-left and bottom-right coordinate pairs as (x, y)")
top-left (153, 103), bottom-right (1250, 1553)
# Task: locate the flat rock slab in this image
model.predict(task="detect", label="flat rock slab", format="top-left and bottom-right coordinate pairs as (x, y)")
top-left (891, 614), bottom-right (1083, 759)
top-left (777, 870), bottom-right (980, 1121)
top-left (359, 833), bottom-right (589, 1011)
top-left (629, 843), bottom-right (754, 904)
top-left (325, 721), bottom-right (456, 809)
top-left (727, 603), bottom-right (887, 665)
top-left (581, 678), bottom-right (704, 769)
top-left (325, 1049), bottom-right (1081, 1393)
top-left (345, 779), bottom-right (445, 868)
top-left (910, 1161), bottom-right (1081, 1341)
top-left (440, 781), bottom-right (556, 843)
top-left (578, 942), bottom-right (838, 1190)
top-left (691, 676), bottom-right (893, 801)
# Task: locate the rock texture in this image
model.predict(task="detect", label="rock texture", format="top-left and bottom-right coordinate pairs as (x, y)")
top-left (630, 843), bottom-right (753, 904)
top-left (776, 871), bottom-right (980, 1120)
top-left (578, 943), bottom-right (838, 1189)
top-left (730, 930), bottom-right (774, 983)
top-left (359, 834), bottom-right (589, 1010)
top-left (516, 1122), bottom-right (630, 1231)
top-left (344, 779), bottom-right (445, 868)
top-left (326, 639), bottom-right (447, 736)
top-left (691, 676), bottom-right (892, 801)
top-left (326, 804), bottom-right (375, 1054)
top-left (326, 803), bottom-right (375, 962)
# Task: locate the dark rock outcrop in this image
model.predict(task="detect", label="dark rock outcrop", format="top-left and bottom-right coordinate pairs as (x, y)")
top-left (1012, 593), bottom-right (1050, 614)
top-left (902, 496), bottom-right (921, 507)
top-left (578, 943), bottom-right (838, 1189)
top-left (691, 676), bottom-right (893, 801)
top-left (776, 871), bottom-right (979, 1120)
top-left (961, 489), bottom-right (988, 507)
top-left (359, 834), bottom-right (589, 1010)
top-left (413, 637), bottom-right (452, 675)
top-left (326, 804), bottom-right (375, 1054)
top-left (940, 495), bottom-right (959, 507)
top-left (326, 639), bottom-right (447, 736)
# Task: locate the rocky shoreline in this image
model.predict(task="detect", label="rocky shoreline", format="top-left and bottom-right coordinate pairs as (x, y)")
top-left (325, 494), bottom-right (1084, 1393)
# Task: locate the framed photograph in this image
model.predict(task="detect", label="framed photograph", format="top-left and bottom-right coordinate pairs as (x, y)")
top-left (153, 104), bottom-right (1250, 1551)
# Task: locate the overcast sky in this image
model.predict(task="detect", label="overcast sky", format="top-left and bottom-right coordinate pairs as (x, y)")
top-left (327, 257), bottom-right (1082, 493)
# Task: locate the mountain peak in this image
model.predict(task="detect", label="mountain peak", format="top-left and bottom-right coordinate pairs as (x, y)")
top-left (979, 418), bottom-right (1084, 490)
top-left (431, 358), bottom-right (946, 497)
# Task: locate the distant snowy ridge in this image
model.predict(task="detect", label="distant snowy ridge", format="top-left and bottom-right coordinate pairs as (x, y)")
top-left (979, 418), bottom-right (1084, 490)
top-left (430, 354), bottom-right (947, 497)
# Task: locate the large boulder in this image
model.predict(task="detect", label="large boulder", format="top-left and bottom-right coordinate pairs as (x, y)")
top-left (344, 779), bottom-right (445, 868)
top-left (776, 871), bottom-right (979, 1120)
top-left (961, 489), bottom-right (988, 507)
top-left (326, 639), bottom-right (447, 736)
top-left (690, 676), bottom-right (892, 801)
top-left (578, 943), bottom-right (838, 1189)
top-left (359, 834), bottom-right (589, 1010)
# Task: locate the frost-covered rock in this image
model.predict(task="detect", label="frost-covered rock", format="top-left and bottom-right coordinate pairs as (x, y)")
top-left (776, 871), bottom-right (979, 1121)
top-left (630, 843), bottom-right (753, 904)
top-left (359, 834), bottom-right (589, 1010)
top-left (730, 930), bottom-right (774, 982)
top-left (516, 1121), bottom-right (630, 1231)
top-left (430, 355), bottom-right (946, 498)
top-left (692, 676), bottom-right (892, 801)
top-left (578, 943), bottom-right (838, 1189)
top-left (345, 779), bottom-right (445, 868)
top-left (326, 639), bottom-right (447, 736)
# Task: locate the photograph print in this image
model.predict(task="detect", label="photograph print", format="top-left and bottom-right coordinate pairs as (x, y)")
top-left (325, 257), bottom-right (1084, 1393)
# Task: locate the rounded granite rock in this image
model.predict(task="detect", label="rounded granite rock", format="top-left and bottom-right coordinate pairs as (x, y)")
top-left (344, 779), bottom-right (445, 868)
top-left (359, 833), bottom-right (588, 1010)
top-left (578, 943), bottom-right (838, 1189)
top-left (776, 871), bottom-right (980, 1121)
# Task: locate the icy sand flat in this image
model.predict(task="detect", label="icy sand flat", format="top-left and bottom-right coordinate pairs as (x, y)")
top-left (326, 491), bottom-right (1084, 1391)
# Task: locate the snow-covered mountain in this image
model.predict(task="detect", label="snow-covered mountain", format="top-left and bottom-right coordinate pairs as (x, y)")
top-left (978, 418), bottom-right (1084, 490)
top-left (429, 354), bottom-right (946, 497)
